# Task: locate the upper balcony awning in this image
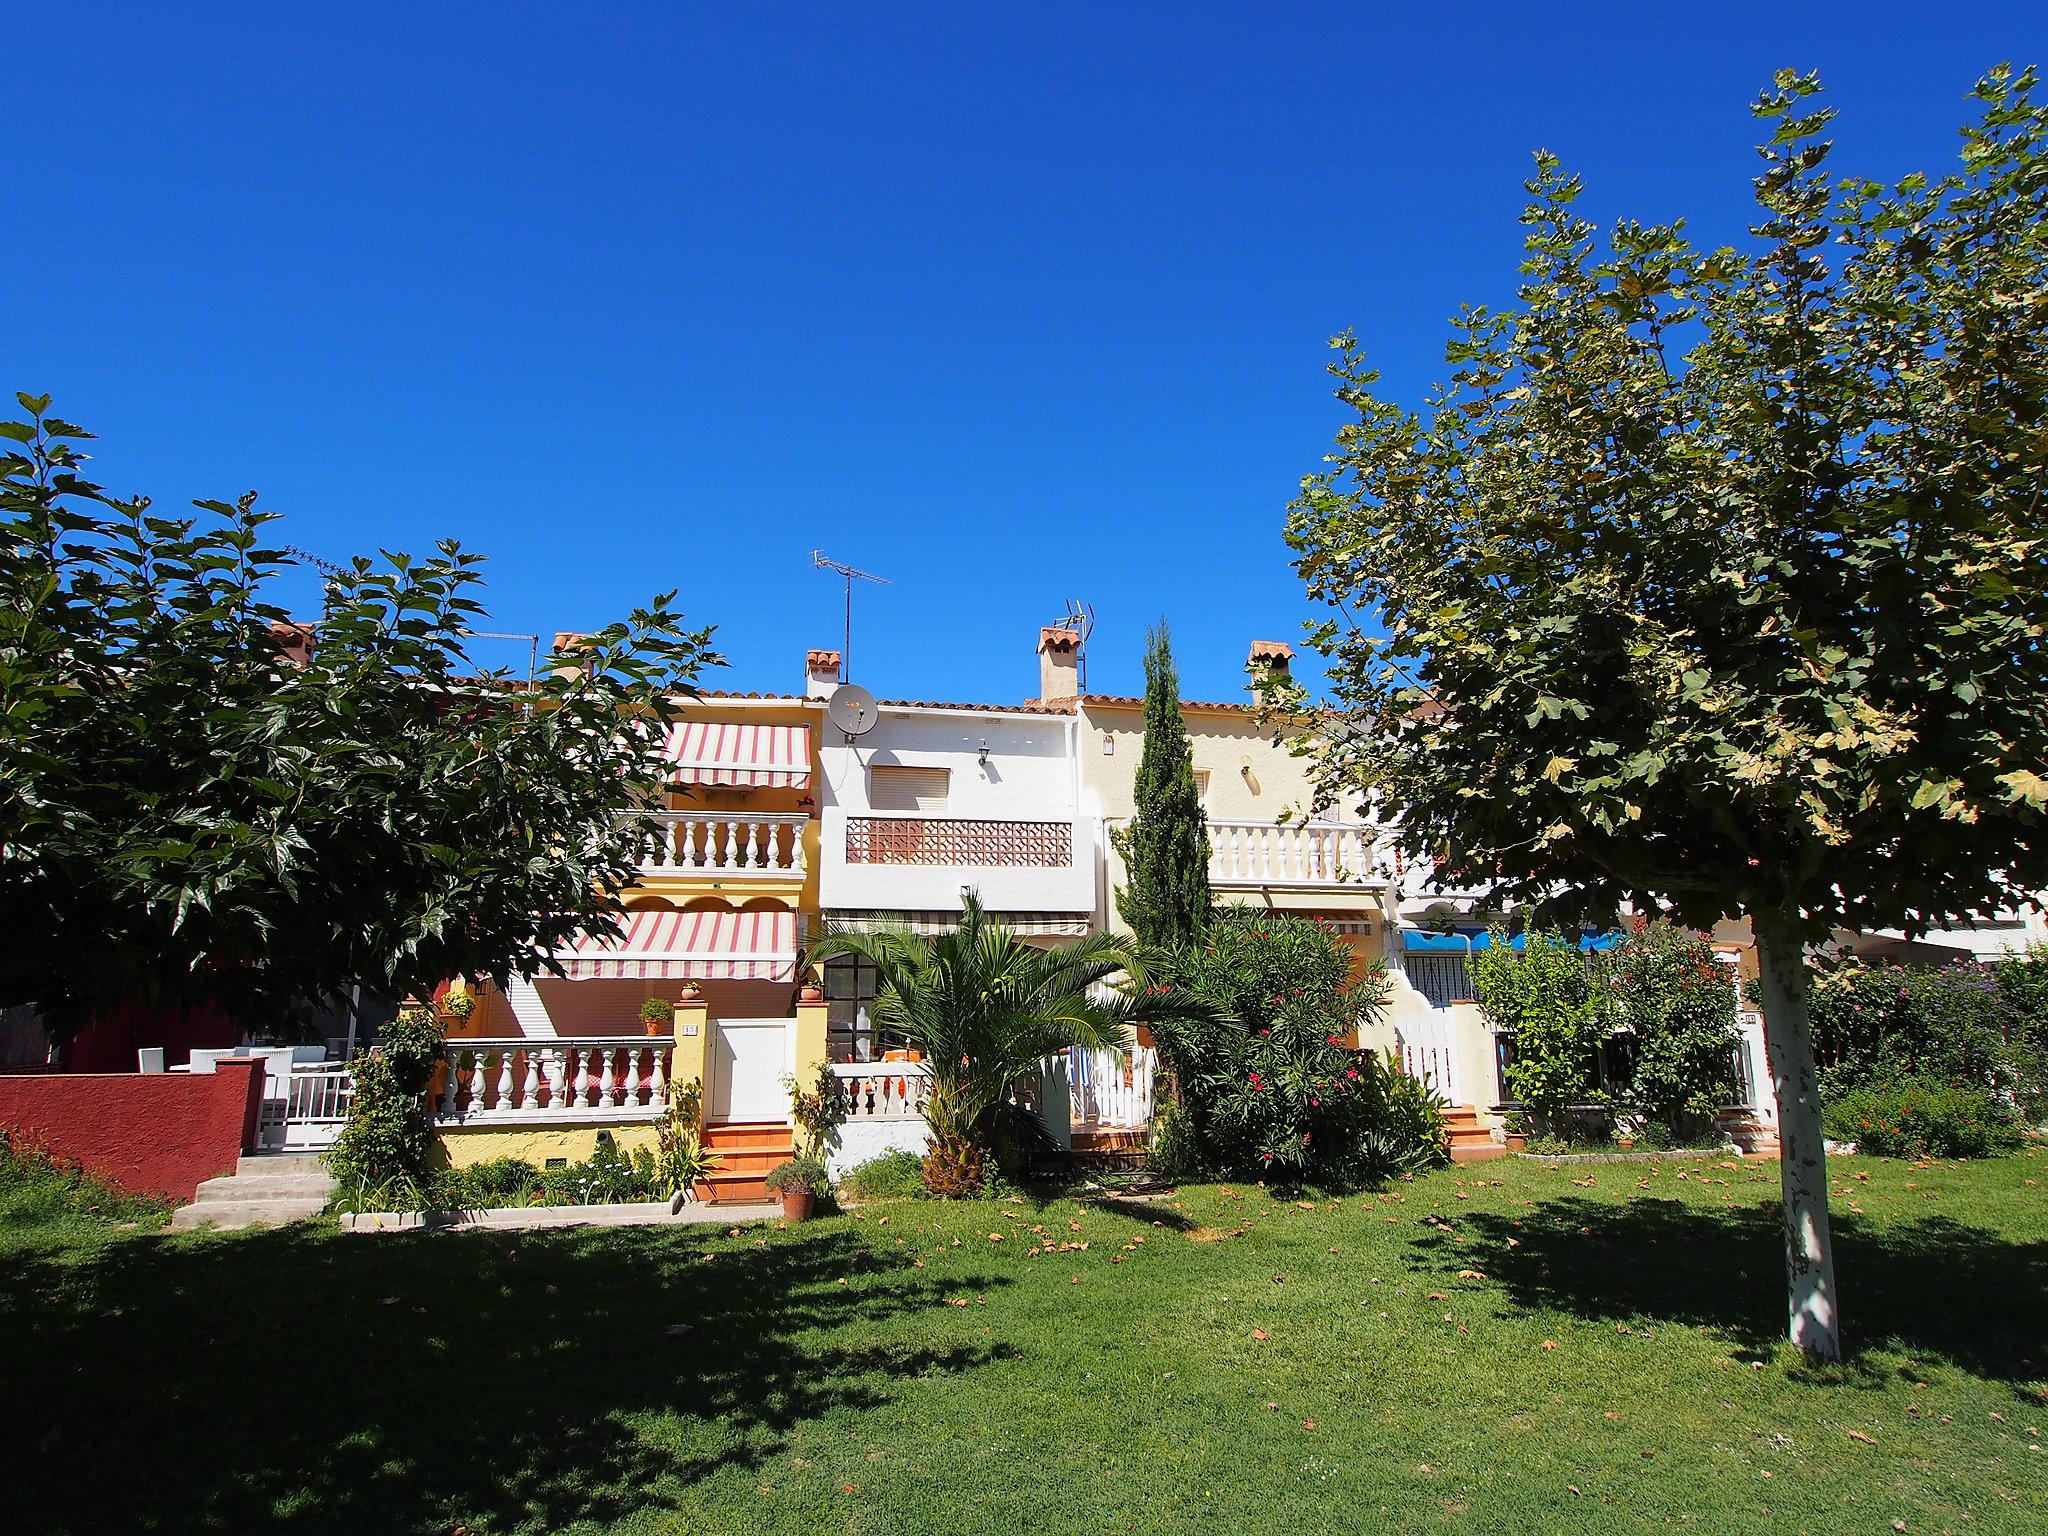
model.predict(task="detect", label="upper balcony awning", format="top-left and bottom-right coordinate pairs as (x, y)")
top-left (662, 721), bottom-right (812, 789)
top-left (559, 907), bottom-right (797, 981)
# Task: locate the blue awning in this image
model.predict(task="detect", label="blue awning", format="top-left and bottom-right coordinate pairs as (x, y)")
top-left (1400, 929), bottom-right (1620, 953)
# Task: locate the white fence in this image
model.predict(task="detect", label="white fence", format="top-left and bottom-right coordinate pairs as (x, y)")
top-left (1394, 1014), bottom-right (1463, 1105)
top-left (277, 1067), bottom-right (354, 1150)
top-left (436, 1037), bottom-right (673, 1121)
top-left (1066, 1045), bottom-right (1156, 1128)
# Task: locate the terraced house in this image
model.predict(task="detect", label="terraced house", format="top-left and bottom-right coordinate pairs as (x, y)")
top-left (256, 623), bottom-right (1821, 1193)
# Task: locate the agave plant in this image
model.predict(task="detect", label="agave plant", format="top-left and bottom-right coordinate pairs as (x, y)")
top-left (811, 891), bottom-right (1209, 1194)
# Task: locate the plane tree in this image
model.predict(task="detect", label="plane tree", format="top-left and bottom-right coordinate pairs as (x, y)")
top-left (1, 397), bottom-right (718, 1039)
top-left (1280, 68), bottom-right (2048, 1358)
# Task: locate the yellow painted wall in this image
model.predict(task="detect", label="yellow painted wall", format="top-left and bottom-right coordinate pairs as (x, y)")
top-left (435, 1121), bottom-right (662, 1169)
top-left (1077, 699), bottom-right (1328, 825)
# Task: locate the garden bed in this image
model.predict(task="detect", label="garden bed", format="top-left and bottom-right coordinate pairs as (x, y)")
top-left (340, 1198), bottom-right (777, 1233)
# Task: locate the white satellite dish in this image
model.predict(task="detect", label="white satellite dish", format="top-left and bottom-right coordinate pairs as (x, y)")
top-left (826, 682), bottom-right (879, 737)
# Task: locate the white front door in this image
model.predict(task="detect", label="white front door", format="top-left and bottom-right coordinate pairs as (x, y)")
top-left (709, 1018), bottom-right (792, 1123)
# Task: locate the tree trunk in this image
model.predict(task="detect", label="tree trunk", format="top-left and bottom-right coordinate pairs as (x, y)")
top-left (1751, 906), bottom-right (1841, 1361)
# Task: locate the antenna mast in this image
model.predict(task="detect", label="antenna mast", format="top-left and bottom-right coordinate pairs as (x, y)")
top-left (812, 550), bottom-right (889, 683)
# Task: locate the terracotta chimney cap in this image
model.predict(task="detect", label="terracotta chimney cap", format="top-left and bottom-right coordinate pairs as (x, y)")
top-left (1249, 640), bottom-right (1294, 663)
top-left (552, 631), bottom-right (591, 653)
top-left (807, 649), bottom-right (842, 670)
top-left (1039, 626), bottom-right (1082, 653)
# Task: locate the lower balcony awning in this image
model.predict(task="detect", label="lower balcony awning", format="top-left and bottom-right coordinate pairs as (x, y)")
top-left (559, 907), bottom-right (797, 981)
top-left (824, 909), bottom-right (1093, 939)
top-left (661, 721), bottom-right (812, 788)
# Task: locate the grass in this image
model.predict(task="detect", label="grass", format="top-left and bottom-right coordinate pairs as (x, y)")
top-left (3, 1146), bottom-right (2044, 1535)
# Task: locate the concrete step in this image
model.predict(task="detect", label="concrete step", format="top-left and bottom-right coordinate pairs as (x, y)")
top-left (171, 1196), bottom-right (330, 1231)
top-left (1449, 1143), bottom-right (1510, 1163)
top-left (236, 1152), bottom-right (327, 1177)
top-left (195, 1173), bottom-right (334, 1203)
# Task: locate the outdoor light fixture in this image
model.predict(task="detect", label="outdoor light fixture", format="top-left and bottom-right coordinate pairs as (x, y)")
top-left (978, 740), bottom-right (990, 768)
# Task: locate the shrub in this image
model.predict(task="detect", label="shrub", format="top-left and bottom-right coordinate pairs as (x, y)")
top-left (1809, 958), bottom-right (2029, 1109)
top-left (1601, 920), bottom-right (1741, 1138)
top-left (784, 1061), bottom-right (848, 1159)
top-left (764, 1156), bottom-right (831, 1197)
top-left (838, 1149), bottom-right (925, 1201)
top-left (1150, 909), bottom-right (1445, 1186)
top-left (1474, 927), bottom-right (1601, 1133)
top-left (326, 999), bottom-right (446, 1206)
top-left (1990, 945), bottom-right (2048, 1122)
top-left (431, 1156), bottom-right (543, 1210)
top-left (1822, 1078), bottom-right (2022, 1159)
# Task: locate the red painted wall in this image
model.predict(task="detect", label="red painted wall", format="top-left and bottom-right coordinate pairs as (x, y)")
top-left (59, 1000), bottom-right (242, 1073)
top-left (0, 1058), bottom-right (266, 1202)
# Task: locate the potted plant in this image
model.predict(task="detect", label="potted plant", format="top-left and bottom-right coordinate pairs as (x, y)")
top-left (638, 996), bottom-right (674, 1038)
top-left (439, 989), bottom-right (477, 1030)
top-left (765, 1156), bottom-right (831, 1222)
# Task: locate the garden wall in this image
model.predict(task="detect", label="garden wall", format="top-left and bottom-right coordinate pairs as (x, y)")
top-left (0, 1059), bottom-right (265, 1201)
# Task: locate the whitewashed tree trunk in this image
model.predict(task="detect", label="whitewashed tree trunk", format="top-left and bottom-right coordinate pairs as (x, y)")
top-left (1752, 907), bottom-right (1841, 1361)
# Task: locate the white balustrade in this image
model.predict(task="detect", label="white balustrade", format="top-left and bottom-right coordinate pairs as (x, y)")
top-left (1066, 1045), bottom-right (1156, 1129)
top-left (1202, 820), bottom-right (1389, 888)
top-left (632, 811), bottom-right (807, 877)
top-left (435, 1037), bottom-right (673, 1122)
top-left (829, 1061), bottom-right (931, 1122)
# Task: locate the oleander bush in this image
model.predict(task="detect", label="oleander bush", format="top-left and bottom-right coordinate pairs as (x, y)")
top-left (1821, 1077), bottom-right (2023, 1159)
top-left (1149, 909), bottom-right (1447, 1186)
top-left (1808, 955), bottom-right (2044, 1117)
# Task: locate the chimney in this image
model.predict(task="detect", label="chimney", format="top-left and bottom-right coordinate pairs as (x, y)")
top-left (1248, 639), bottom-right (1293, 688)
top-left (805, 648), bottom-right (842, 698)
top-left (266, 619), bottom-right (315, 669)
top-left (550, 631), bottom-right (592, 681)
top-left (1038, 626), bottom-right (1081, 702)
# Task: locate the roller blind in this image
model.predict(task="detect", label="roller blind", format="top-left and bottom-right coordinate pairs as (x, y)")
top-left (868, 765), bottom-right (951, 813)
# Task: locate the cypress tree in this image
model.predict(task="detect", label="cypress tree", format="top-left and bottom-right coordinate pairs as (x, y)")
top-left (1115, 622), bottom-right (1212, 949)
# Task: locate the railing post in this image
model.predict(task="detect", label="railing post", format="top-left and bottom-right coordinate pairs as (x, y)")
top-left (672, 986), bottom-right (709, 1108)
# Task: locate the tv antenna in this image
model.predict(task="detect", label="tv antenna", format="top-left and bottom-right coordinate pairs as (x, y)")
top-left (1051, 598), bottom-right (1095, 691)
top-left (812, 550), bottom-right (889, 683)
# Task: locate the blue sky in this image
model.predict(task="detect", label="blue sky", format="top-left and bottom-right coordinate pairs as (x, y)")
top-left (10, 4), bottom-right (2043, 703)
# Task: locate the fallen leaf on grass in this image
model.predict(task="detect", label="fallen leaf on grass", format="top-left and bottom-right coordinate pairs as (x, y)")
top-left (1847, 1431), bottom-right (1877, 1445)
top-left (1252, 1327), bottom-right (1270, 1339)
top-left (1541, 1340), bottom-right (1558, 1351)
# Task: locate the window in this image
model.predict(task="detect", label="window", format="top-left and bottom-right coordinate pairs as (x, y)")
top-left (1192, 770), bottom-right (1211, 802)
top-left (824, 954), bottom-right (899, 1062)
top-left (869, 765), bottom-right (950, 813)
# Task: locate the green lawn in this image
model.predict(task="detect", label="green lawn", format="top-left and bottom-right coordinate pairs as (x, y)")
top-left (4, 1148), bottom-right (2044, 1535)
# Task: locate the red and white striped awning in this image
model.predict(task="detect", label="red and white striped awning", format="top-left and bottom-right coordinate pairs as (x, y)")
top-left (660, 721), bottom-right (811, 788)
top-left (824, 910), bottom-right (1093, 938)
top-left (560, 907), bottom-right (797, 981)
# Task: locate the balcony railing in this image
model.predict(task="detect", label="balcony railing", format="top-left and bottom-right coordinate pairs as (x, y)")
top-left (632, 811), bottom-right (806, 878)
top-left (829, 1060), bottom-right (931, 1122)
top-left (1206, 819), bottom-right (1390, 888)
top-left (436, 1037), bottom-right (672, 1122)
top-left (845, 814), bottom-right (1073, 867)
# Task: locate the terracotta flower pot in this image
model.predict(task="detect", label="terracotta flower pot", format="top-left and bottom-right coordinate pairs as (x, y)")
top-left (781, 1188), bottom-right (816, 1222)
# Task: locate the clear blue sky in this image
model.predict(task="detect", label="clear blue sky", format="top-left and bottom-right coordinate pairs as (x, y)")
top-left (10, 4), bottom-right (2043, 703)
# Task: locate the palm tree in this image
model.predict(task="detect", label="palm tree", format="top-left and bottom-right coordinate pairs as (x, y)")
top-left (810, 892), bottom-right (1204, 1194)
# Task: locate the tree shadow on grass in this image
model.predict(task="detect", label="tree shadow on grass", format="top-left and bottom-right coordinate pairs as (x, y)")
top-left (0, 1220), bottom-right (1012, 1535)
top-left (1407, 1195), bottom-right (2048, 1394)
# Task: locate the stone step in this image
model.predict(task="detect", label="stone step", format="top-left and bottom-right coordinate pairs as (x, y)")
top-left (1449, 1142), bottom-right (1510, 1163)
top-left (703, 1171), bottom-right (773, 1203)
top-left (171, 1196), bottom-right (330, 1231)
top-left (703, 1121), bottom-right (794, 1150)
top-left (195, 1173), bottom-right (335, 1203)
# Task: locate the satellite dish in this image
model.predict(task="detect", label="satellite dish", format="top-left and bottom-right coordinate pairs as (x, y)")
top-left (826, 683), bottom-right (879, 737)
